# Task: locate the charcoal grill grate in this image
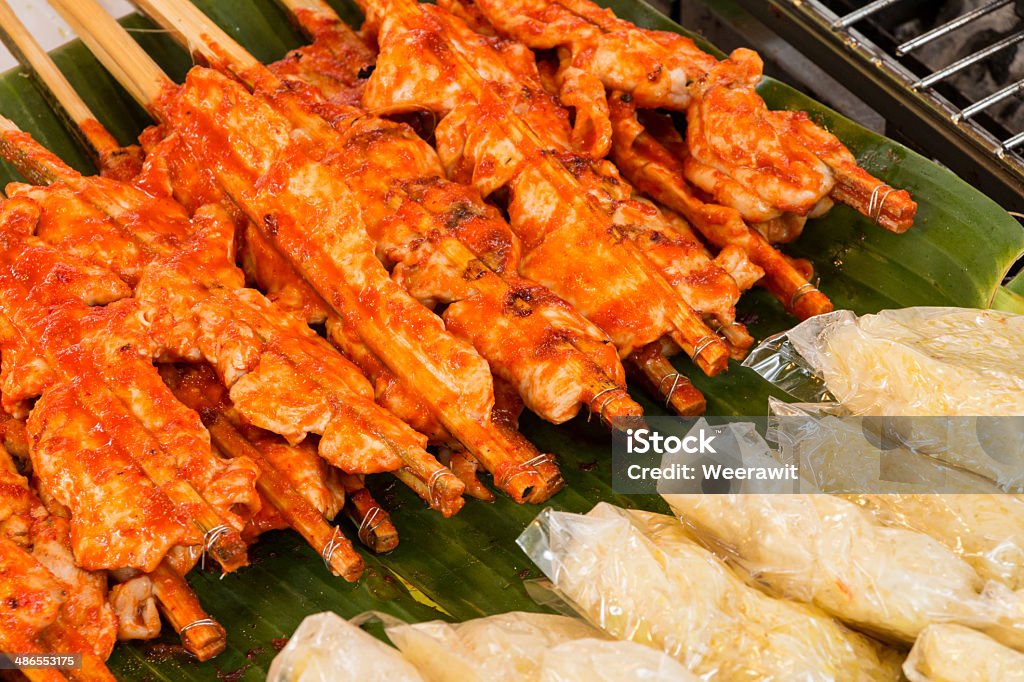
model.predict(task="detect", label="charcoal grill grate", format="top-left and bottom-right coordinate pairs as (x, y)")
top-left (819, 0), bottom-right (1024, 184)
top-left (717, 0), bottom-right (1024, 211)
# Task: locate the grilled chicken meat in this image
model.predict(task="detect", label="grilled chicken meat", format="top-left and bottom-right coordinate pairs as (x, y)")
top-left (466, 0), bottom-right (916, 231)
top-left (466, 0), bottom-right (715, 110)
top-left (355, 0), bottom-right (733, 376)
top-left (136, 64), bottom-right (559, 502)
top-left (0, 447), bottom-right (117, 681)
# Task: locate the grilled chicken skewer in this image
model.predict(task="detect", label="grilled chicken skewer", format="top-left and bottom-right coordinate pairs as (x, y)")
top-left (0, 12), bottom-right (462, 520)
top-left (0, 111), bottom-right (438, 534)
top-left (1, 405), bottom-right (225, 660)
top-left (279, 0), bottom-right (738, 385)
top-left (49, 0), bottom-right (577, 504)
top-left (271, 0), bottom-right (712, 414)
top-left (607, 98), bottom-right (833, 319)
top-left (128, 0), bottom-right (647, 429)
top-left (162, 365), bottom-right (366, 568)
top-left (0, 446), bottom-right (118, 681)
top-left (465, 0), bottom-right (917, 233)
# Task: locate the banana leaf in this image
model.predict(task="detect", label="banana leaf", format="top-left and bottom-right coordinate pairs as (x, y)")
top-left (1, 0), bottom-right (1022, 679)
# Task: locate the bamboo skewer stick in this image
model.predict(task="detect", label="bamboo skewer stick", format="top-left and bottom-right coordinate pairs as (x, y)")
top-left (438, 447), bottom-right (495, 502)
top-left (0, 0), bottom-right (140, 179)
top-left (148, 561), bottom-right (226, 661)
top-left (47, 0), bottom-right (171, 111)
top-left (338, 474), bottom-right (399, 553)
top-left (627, 344), bottom-right (706, 416)
top-left (130, 0), bottom-right (643, 425)
top-left (0, 118), bottom-right (249, 575)
top-left (50, 0), bottom-right (567, 503)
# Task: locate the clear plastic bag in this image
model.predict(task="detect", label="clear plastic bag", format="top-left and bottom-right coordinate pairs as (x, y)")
top-left (745, 307), bottom-right (1024, 417)
top-left (663, 493), bottom-right (1024, 650)
top-left (381, 611), bottom-right (603, 682)
top-left (768, 399), bottom-right (1005, 494)
top-left (540, 638), bottom-right (696, 682)
top-left (747, 308), bottom-right (1024, 489)
top-left (266, 612), bottom-right (425, 682)
top-left (517, 502), bottom-right (901, 680)
top-left (904, 624), bottom-right (1024, 682)
top-left (845, 494), bottom-right (1024, 590)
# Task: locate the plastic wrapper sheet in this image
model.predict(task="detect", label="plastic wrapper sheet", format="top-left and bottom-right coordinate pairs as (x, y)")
top-left (904, 624), bottom-right (1024, 682)
top-left (517, 502), bottom-right (901, 680)
top-left (383, 611), bottom-right (693, 682)
top-left (745, 308), bottom-right (1024, 489)
top-left (266, 612), bottom-right (425, 682)
top-left (743, 307), bottom-right (1024, 416)
top-left (268, 609), bottom-right (691, 682)
top-left (845, 494), bottom-right (1024, 590)
top-left (663, 493), bottom-right (1024, 649)
top-left (767, 399), bottom-right (1006, 494)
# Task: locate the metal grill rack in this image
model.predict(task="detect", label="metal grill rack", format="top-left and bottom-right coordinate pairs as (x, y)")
top-left (721, 0), bottom-right (1024, 212)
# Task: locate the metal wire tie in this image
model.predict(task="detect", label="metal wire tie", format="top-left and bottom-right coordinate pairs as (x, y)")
top-left (179, 618), bottom-right (218, 636)
top-left (588, 385), bottom-right (621, 424)
top-left (321, 526), bottom-right (345, 573)
top-left (789, 282), bottom-right (819, 310)
top-left (358, 506), bottom-right (386, 547)
top-left (692, 335), bottom-right (718, 362)
top-left (868, 184), bottom-right (896, 224)
top-left (498, 453), bottom-right (554, 491)
top-left (657, 372), bottom-right (687, 408)
top-left (428, 468), bottom-right (459, 509)
top-left (200, 524), bottom-right (232, 571)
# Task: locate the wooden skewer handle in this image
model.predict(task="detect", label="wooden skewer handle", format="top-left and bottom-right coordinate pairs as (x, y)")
top-left (627, 344), bottom-right (706, 417)
top-left (205, 416), bottom-right (365, 581)
top-left (46, 0), bottom-right (173, 113)
top-left (150, 561), bottom-right (226, 662)
top-left (0, 0), bottom-right (123, 160)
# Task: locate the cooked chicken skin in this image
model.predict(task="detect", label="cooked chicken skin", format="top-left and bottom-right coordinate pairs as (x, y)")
top-left (0, 448), bottom-right (118, 667)
top-left (467, 0), bottom-right (915, 230)
top-left (149, 65), bottom-right (560, 502)
top-left (359, 0), bottom-right (731, 374)
top-left (469, 0), bottom-right (715, 109)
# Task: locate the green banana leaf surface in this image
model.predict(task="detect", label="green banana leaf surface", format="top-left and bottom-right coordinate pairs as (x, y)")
top-left (0, 0), bottom-right (1022, 679)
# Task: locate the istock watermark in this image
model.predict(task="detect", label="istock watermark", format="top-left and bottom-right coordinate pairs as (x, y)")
top-left (609, 416), bottom-right (1024, 495)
